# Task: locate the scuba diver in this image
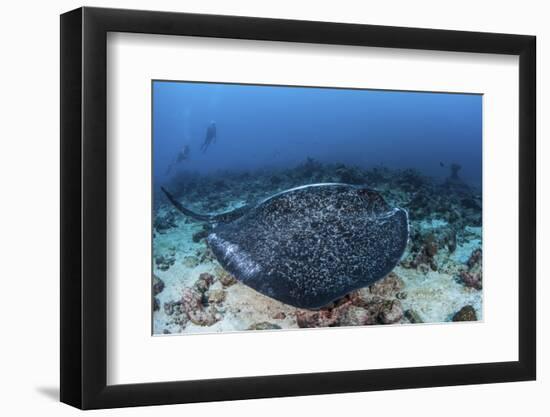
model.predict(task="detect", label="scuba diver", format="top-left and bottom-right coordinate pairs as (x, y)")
top-left (200, 121), bottom-right (217, 153)
top-left (165, 144), bottom-right (190, 175)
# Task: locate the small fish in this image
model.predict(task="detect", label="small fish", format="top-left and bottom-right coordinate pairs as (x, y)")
top-left (439, 162), bottom-right (445, 167)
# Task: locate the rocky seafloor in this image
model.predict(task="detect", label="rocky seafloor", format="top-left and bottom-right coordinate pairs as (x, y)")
top-left (152, 159), bottom-right (483, 335)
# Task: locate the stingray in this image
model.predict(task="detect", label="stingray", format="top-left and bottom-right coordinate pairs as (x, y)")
top-left (161, 183), bottom-right (409, 309)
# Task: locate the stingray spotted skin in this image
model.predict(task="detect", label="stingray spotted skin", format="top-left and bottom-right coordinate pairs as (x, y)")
top-left (162, 183), bottom-right (409, 309)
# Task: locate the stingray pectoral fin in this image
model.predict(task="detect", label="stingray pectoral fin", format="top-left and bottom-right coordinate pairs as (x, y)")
top-left (161, 187), bottom-right (213, 221)
top-left (203, 185), bottom-right (410, 309)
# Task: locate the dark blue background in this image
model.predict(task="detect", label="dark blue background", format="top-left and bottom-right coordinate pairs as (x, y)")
top-left (153, 81), bottom-right (482, 186)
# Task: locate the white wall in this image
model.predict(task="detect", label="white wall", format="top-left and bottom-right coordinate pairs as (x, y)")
top-left (0, 0), bottom-right (546, 415)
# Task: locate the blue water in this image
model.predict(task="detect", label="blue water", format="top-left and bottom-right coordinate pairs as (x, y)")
top-left (153, 81), bottom-right (482, 186)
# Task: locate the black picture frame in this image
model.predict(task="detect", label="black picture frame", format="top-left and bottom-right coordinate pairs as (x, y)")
top-left (60, 6), bottom-right (536, 410)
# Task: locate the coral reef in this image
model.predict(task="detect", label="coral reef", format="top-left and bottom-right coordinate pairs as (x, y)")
top-left (152, 158), bottom-right (482, 334)
top-left (248, 322), bottom-right (282, 330)
top-left (153, 274), bottom-right (165, 296)
top-left (152, 275), bottom-right (164, 313)
top-left (404, 309), bottom-right (424, 324)
top-left (458, 248), bottom-right (482, 290)
top-left (379, 300), bottom-right (404, 324)
top-left (180, 273), bottom-right (221, 327)
top-left (294, 273), bottom-right (405, 328)
top-left (192, 226), bottom-right (211, 243)
top-left (335, 164), bottom-right (366, 185)
top-left (155, 251), bottom-right (175, 271)
top-left (182, 255), bottom-right (200, 268)
top-left (215, 266), bottom-right (237, 287)
top-left (206, 289), bottom-right (226, 304)
top-left (154, 210), bottom-right (179, 233)
top-left (452, 305), bottom-right (477, 322)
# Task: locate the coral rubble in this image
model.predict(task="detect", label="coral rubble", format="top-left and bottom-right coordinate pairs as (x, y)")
top-left (152, 158), bottom-right (482, 334)
top-left (452, 305), bottom-right (477, 322)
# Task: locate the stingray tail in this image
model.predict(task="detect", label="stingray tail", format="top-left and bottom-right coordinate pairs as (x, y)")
top-left (161, 187), bottom-right (213, 222)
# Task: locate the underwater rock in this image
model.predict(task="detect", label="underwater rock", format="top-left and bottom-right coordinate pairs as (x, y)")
top-left (192, 228), bottom-right (210, 243)
top-left (352, 293), bottom-right (382, 317)
top-left (154, 210), bottom-right (178, 233)
top-left (181, 287), bottom-right (219, 326)
top-left (350, 282), bottom-right (406, 324)
top-left (155, 254), bottom-right (175, 271)
top-left (378, 300), bottom-right (404, 324)
top-left (339, 305), bottom-right (377, 326)
top-left (368, 272), bottom-right (404, 298)
top-left (404, 222), bottom-right (459, 272)
top-left (410, 233), bottom-right (438, 271)
top-left (335, 165), bottom-right (366, 185)
top-left (295, 285), bottom-right (398, 328)
top-left (348, 287), bottom-right (372, 307)
top-left (461, 196), bottom-right (482, 210)
top-left (452, 305), bottom-right (477, 322)
top-left (467, 248), bottom-right (482, 269)
top-left (364, 166), bottom-right (391, 185)
top-left (424, 234), bottom-right (439, 257)
top-left (247, 322), bottom-right (282, 330)
top-left (294, 293), bottom-right (359, 328)
top-left (295, 307), bottom-right (344, 328)
top-left (404, 309), bottom-right (424, 324)
top-left (153, 297), bottom-right (160, 312)
top-left (197, 247), bottom-right (216, 263)
top-left (206, 289), bottom-right (226, 304)
top-left (164, 301), bottom-right (174, 315)
top-left (182, 255), bottom-right (200, 268)
top-left (406, 250), bottom-right (437, 272)
top-left (215, 267), bottom-right (237, 287)
top-left (347, 273), bottom-right (404, 310)
top-left (178, 273), bottom-right (220, 326)
top-left (460, 271), bottom-right (482, 290)
top-left (459, 248), bottom-right (482, 290)
top-left (395, 169), bottom-right (429, 192)
top-left (153, 274), bottom-right (165, 296)
top-left (296, 292), bottom-right (404, 327)
top-left (446, 229), bottom-right (458, 253)
top-left (407, 192), bottom-right (432, 220)
top-left (297, 157), bottom-right (324, 178)
top-left (170, 306), bottom-right (189, 328)
top-left (163, 183), bottom-right (408, 309)
top-left (238, 171), bottom-right (251, 180)
top-left (194, 272), bottom-right (215, 292)
top-left (212, 179), bottom-right (226, 191)
top-left (163, 300), bottom-right (182, 316)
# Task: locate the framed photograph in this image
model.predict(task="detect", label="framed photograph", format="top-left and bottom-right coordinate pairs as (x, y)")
top-left (60, 6), bottom-right (536, 409)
